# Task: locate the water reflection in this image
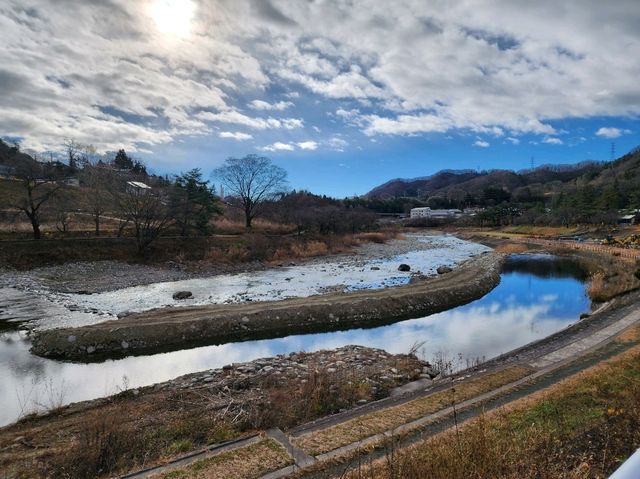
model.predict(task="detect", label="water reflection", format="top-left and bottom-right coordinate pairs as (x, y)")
top-left (0, 254), bottom-right (588, 427)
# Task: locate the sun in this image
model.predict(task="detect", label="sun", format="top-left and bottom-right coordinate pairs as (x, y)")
top-left (150, 0), bottom-right (195, 37)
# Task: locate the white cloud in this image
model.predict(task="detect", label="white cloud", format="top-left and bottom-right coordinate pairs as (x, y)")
top-left (1, 0), bottom-right (639, 153)
top-left (196, 110), bottom-right (303, 130)
top-left (260, 142), bottom-right (295, 152)
top-left (297, 141), bottom-right (318, 150)
top-left (327, 137), bottom-right (348, 151)
top-left (219, 131), bottom-right (253, 141)
top-left (506, 137), bottom-right (520, 145)
top-left (473, 140), bottom-right (490, 148)
top-left (595, 127), bottom-right (631, 139)
top-left (542, 137), bottom-right (563, 145)
top-left (248, 100), bottom-right (294, 111)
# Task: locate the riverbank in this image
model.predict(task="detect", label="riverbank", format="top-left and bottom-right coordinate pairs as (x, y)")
top-left (0, 346), bottom-right (430, 479)
top-left (30, 251), bottom-right (504, 360)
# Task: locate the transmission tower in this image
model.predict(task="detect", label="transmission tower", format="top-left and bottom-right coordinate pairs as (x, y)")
top-left (611, 142), bottom-right (616, 161)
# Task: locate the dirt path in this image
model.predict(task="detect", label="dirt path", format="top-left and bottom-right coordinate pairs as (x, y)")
top-left (30, 252), bottom-right (503, 360)
top-left (124, 289), bottom-right (640, 479)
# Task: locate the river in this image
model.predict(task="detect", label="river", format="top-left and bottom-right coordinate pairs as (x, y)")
top-left (0, 252), bottom-right (589, 427)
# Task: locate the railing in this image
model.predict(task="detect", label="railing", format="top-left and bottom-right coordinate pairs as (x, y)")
top-left (523, 238), bottom-right (640, 260)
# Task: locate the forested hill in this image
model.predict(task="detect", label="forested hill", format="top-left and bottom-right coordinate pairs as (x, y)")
top-left (365, 161), bottom-right (606, 200)
top-left (368, 148), bottom-right (640, 202)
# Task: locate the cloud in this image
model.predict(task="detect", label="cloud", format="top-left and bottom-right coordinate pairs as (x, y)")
top-left (297, 140), bottom-right (318, 150)
top-left (248, 100), bottom-right (294, 111)
top-left (260, 142), bottom-right (295, 151)
top-left (542, 137), bottom-right (563, 145)
top-left (506, 137), bottom-right (520, 145)
top-left (197, 110), bottom-right (303, 130)
top-left (595, 127), bottom-right (631, 139)
top-left (1, 0), bottom-right (639, 154)
top-left (327, 137), bottom-right (348, 151)
top-left (219, 131), bottom-right (253, 141)
top-left (473, 140), bottom-right (490, 148)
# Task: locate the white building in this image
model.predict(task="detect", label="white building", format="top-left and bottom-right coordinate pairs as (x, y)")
top-left (410, 207), bottom-right (462, 219)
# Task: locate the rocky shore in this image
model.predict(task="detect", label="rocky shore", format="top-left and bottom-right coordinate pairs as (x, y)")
top-left (31, 252), bottom-right (504, 360)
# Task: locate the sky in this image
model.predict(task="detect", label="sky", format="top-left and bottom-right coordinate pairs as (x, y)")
top-left (1, 0), bottom-right (639, 197)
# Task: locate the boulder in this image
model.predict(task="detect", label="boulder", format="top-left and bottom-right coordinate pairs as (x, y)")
top-left (172, 291), bottom-right (193, 300)
top-left (436, 266), bottom-right (453, 274)
top-left (398, 264), bottom-right (411, 272)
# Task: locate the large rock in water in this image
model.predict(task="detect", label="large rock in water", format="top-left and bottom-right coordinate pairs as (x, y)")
top-left (398, 264), bottom-right (411, 272)
top-left (173, 291), bottom-right (193, 300)
top-left (436, 266), bottom-right (453, 274)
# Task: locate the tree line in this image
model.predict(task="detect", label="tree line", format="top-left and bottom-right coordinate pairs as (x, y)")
top-left (2, 141), bottom-right (379, 252)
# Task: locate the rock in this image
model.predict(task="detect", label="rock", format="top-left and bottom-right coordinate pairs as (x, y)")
top-left (436, 265), bottom-right (453, 274)
top-left (422, 366), bottom-right (440, 379)
top-left (370, 266), bottom-right (380, 270)
top-left (173, 291), bottom-right (193, 300)
top-left (67, 335), bottom-right (76, 343)
top-left (398, 264), bottom-right (411, 272)
top-left (579, 313), bottom-right (590, 320)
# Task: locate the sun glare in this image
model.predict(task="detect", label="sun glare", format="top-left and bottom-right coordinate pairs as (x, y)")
top-left (151, 0), bottom-right (195, 37)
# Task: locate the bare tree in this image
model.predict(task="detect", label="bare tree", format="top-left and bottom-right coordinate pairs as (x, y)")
top-left (81, 166), bottom-right (114, 236)
top-left (117, 185), bottom-right (172, 253)
top-left (12, 162), bottom-right (61, 239)
top-left (212, 154), bottom-right (288, 228)
top-left (63, 139), bottom-right (82, 170)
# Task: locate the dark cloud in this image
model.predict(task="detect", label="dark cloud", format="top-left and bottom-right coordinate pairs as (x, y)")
top-left (463, 28), bottom-right (520, 51)
top-left (254, 0), bottom-right (296, 26)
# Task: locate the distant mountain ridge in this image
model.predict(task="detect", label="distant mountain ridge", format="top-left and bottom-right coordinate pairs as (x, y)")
top-left (365, 158), bottom-right (617, 199)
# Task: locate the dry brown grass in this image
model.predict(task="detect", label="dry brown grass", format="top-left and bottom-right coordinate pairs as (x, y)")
top-left (213, 218), bottom-right (296, 235)
top-left (587, 271), bottom-right (608, 302)
top-left (345, 344), bottom-right (640, 479)
top-left (617, 324), bottom-right (640, 343)
top-left (154, 438), bottom-right (292, 479)
top-left (581, 254), bottom-right (640, 302)
top-left (293, 366), bottom-right (533, 456)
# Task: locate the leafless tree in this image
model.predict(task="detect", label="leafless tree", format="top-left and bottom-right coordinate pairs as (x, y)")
top-left (117, 185), bottom-right (172, 253)
top-left (81, 166), bottom-right (114, 236)
top-left (212, 154), bottom-right (288, 228)
top-left (12, 162), bottom-right (61, 239)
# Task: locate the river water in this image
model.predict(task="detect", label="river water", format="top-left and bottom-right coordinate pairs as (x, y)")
top-left (0, 253), bottom-right (589, 427)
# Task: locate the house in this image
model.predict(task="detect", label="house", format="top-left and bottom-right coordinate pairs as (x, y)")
top-left (618, 213), bottom-right (640, 225)
top-left (126, 180), bottom-right (152, 193)
top-left (410, 207), bottom-right (463, 219)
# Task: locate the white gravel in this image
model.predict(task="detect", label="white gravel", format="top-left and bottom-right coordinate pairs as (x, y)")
top-left (0, 233), bottom-right (491, 330)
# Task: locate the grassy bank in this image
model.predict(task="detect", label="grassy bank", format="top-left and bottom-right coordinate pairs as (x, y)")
top-left (0, 351), bottom-right (423, 478)
top-left (345, 330), bottom-right (640, 479)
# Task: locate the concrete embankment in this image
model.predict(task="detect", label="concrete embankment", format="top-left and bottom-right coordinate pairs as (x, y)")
top-left (31, 252), bottom-right (504, 360)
